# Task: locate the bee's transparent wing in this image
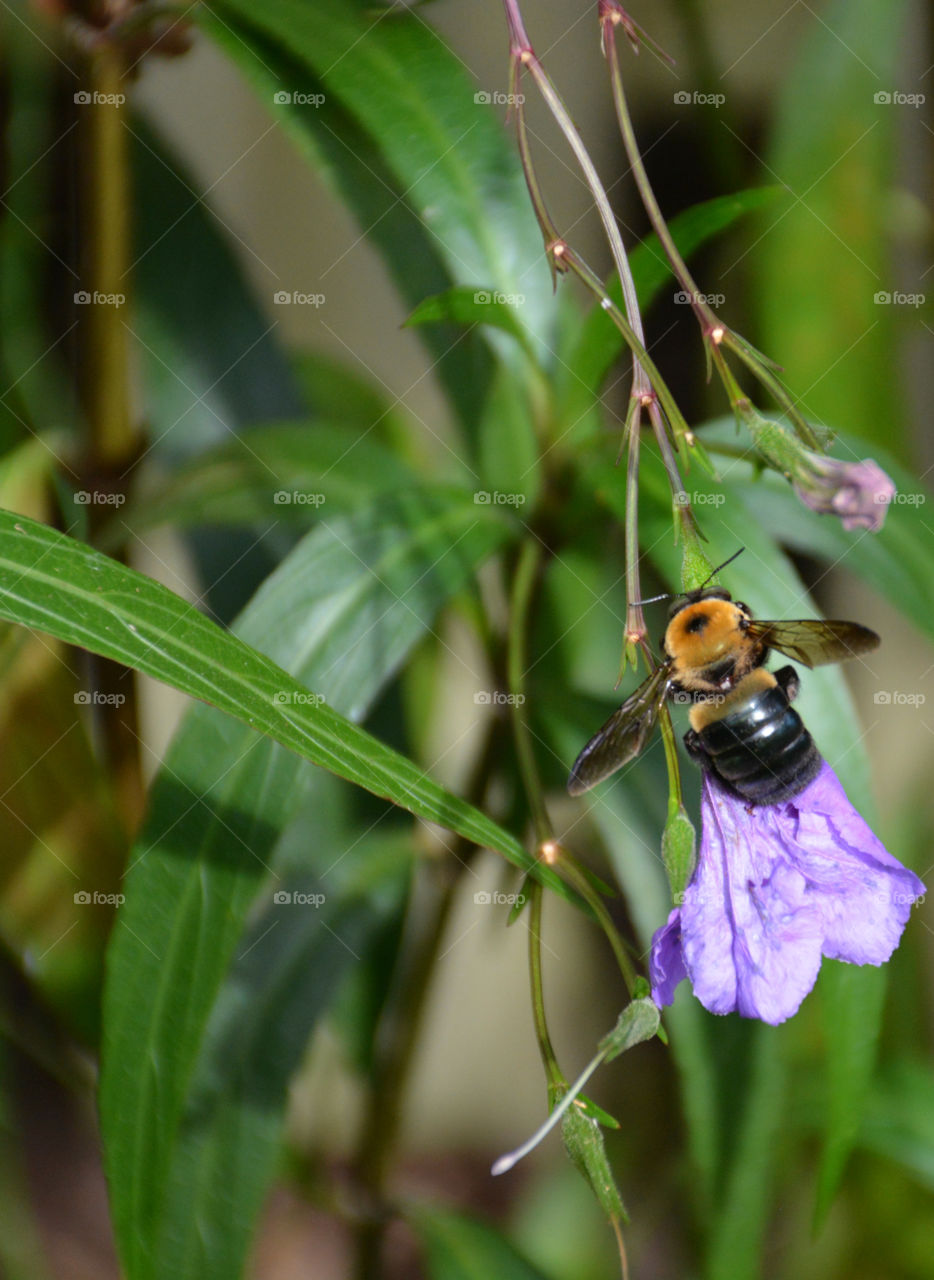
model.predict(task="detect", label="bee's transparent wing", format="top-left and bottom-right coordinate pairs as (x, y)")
top-left (567, 665), bottom-right (670, 796)
top-left (747, 619), bottom-right (879, 669)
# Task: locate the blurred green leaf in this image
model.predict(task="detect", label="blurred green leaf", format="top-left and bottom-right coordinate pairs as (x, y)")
top-left (860, 1060), bottom-right (934, 1192)
top-left (153, 841), bottom-right (410, 1280)
top-left (813, 961), bottom-right (888, 1227)
top-left (406, 286), bottom-right (542, 372)
top-left (290, 351), bottom-right (409, 439)
top-left (114, 422), bottom-right (444, 544)
top-left (199, 8), bottom-right (492, 431)
top-left (757, 0), bottom-right (910, 453)
top-left (204, 0), bottom-right (552, 352)
top-left (704, 1026), bottom-right (786, 1280)
top-left (131, 123), bottom-right (302, 460)
top-left (409, 1204), bottom-right (553, 1280)
top-left (97, 494), bottom-right (532, 1280)
top-left (476, 366), bottom-right (542, 510)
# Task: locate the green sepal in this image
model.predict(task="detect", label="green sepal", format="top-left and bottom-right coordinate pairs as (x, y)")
top-left (662, 804), bottom-right (697, 902)
top-left (599, 998), bottom-right (661, 1064)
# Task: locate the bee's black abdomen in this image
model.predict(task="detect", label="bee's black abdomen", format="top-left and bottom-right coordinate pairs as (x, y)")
top-left (695, 684), bottom-right (821, 805)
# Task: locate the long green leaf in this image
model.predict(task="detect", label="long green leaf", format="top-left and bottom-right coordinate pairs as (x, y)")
top-left (704, 1026), bottom-right (786, 1280)
top-left (114, 422), bottom-right (439, 544)
top-left (0, 504), bottom-right (545, 874)
top-left (98, 495), bottom-right (530, 1280)
top-left (156, 845), bottom-right (410, 1279)
top-left (202, 0), bottom-right (552, 357)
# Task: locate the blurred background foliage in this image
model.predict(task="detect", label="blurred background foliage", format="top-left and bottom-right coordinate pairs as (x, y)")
top-left (0, 1), bottom-right (931, 1278)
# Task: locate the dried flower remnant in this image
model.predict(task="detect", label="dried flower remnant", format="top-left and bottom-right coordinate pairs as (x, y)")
top-left (650, 763), bottom-right (925, 1025)
top-left (794, 454), bottom-right (896, 532)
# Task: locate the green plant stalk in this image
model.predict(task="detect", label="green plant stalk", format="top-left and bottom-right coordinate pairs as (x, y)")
top-left (78, 46), bottom-right (143, 832)
top-left (502, 0), bottom-right (648, 398)
top-left (528, 882), bottom-right (566, 1093)
top-left (80, 47), bottom-right (134, 468)
top-left (507, 538), bottom-right (552, 845)
top-left (352, 856), bottom-right (460, 1280)
top-left (722, 331), bottom-right (821, 450)
top-left (506, 540), bottom-right (566, 1090)
top-left (602, 4), bottom-right (823, 458)
top-left (657, 703), bottom-right (684, 818)
top-left (555, 247), bottom-right (691, 465)
top-left (556, 247), bottom-right (703, 542)
top-left (622, 395), bottom-right (647, 655)
top-left (550, 847), bottom-right (638, 996)
top-left (603, 9), bottom-right (717, 337)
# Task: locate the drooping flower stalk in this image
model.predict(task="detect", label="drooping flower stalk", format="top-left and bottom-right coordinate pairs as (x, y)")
top-left (600, 1), bottom-right (826, 454)
top-left (502, 0), bottom-right (705, 645)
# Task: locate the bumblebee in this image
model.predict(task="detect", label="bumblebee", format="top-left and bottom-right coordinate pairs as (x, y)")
top-left (568, 572), bottom-right (879, 806)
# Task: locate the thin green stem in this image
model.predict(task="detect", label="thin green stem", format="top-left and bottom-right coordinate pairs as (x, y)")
top-left (78, 46), bottom-right (143, 832)
top-left (507, 539), bottom-right (552, 844)
top-left (657, 704), bottom-right (683, 817)
top-left (557, 247), bottom-right (691, 450)
top-left (622, 396), bottom-right (646, 657)
top-left (603, 9), bottom-right (717, 337)
top-left (547, 846), bottom-right (638, 996)
top-left (503, 0), bottom-right (649, 398)
top-left (722, 331), bottom-right (821, 449)
top-left (352, 858), bottom-right (459, 1280)
top-left (528, 883), bottom-right (565, 1093)
top-left (80, 48), bottom-right (134, 468)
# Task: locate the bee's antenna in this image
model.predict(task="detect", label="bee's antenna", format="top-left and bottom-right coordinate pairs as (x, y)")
top-left (700, 547), bottom-right (744, 589)
top-left (631, 590), bottom-right (671, 607)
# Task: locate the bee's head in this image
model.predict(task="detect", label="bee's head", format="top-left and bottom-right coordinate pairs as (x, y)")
top-left (666, 585), bottom-right (732, 621)
top-left (663, 592), bottom-right (753, 672)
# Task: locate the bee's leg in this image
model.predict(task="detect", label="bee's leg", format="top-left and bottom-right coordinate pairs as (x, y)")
top-left (774, 665), bottom-right (800, 702)
top-left (683, 729), bottom-right (709, 765)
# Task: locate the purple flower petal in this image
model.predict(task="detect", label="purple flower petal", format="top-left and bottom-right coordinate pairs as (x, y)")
top-left (649, 762), bottom-right (925, 1025)
top-left (649, 909), bottom-right (686, 1008)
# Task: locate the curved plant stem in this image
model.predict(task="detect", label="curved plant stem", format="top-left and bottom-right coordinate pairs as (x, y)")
top-left (507, 538), bottom-right (551, 843)
top-left (548, 846), bottom-right (638, 996)
top-left (603, 8), bottom-right (718, 338)
top-left (528, 882), bottom-right (565, 1092)
top-left (80, 47), bottom-right (134, 469)
top-left (78, 46), bottom-right (143, 831)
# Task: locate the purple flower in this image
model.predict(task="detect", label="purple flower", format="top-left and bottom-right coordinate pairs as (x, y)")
top-left (650, 762), bottom-right (925, 1025)
top-left (794, 456), bottom-right (895, 533)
